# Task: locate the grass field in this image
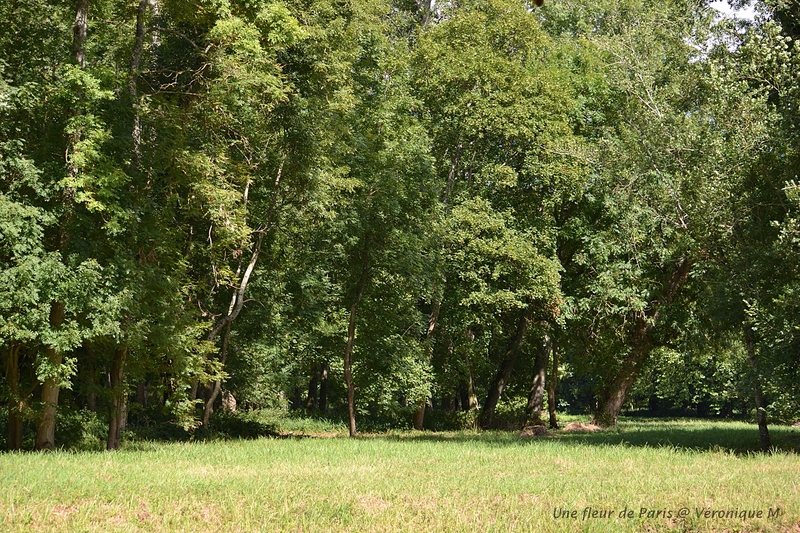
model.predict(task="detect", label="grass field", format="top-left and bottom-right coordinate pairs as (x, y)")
top-left (1, 419), bottom-right (799, 532)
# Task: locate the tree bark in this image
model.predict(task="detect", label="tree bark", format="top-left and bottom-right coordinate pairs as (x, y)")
top-left (547, 338), bottom-right (559, 429)
top-left (318, 361), bottom-right (329, 414)
top-left (526, 334), bottom-right (551, 424)
top-left (72, 0), bottom-right (89, 68)
top-left (201, 161), bottom-right (283, 428)
top-left (592, 256), bottom-right (692, 427)
top-left (84, 342), bottom-right (97, 412)
top-left (413, 301), bottom-right (440, 430)
top-left (107, 345), bottom-right (128, 450)
top-left (459, 370), bottom-right (479, 413)
top-left (480, 306), bottom-right (534, 429)
top-left (136, 381), bottom-right (149, 408)
top-left (410, 141), bottom-right (462, 430)
top-left (35, 0), bottom-right (90, 453)
top-left (36, 302), bottom-right (67, 451)
top-left (416, 0), bottom-right (433, 24)
top-left (344, 249), bottom-right (370, 438)
top-left (744, 323), bottom-right (771, 452)
top-left (4, 345), bottom-right (23, 451)
top-left (202, 321), bottom-right (231, 427)
top-left (129, 0), bottom-right (149, 165)
top-left (306, 364), bottom-right (321, 411)
top-left (207, 229), bottom-right (264, 343)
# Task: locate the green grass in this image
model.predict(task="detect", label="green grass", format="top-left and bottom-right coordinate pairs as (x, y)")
top-left (1, 419), bottom-right (799, 532)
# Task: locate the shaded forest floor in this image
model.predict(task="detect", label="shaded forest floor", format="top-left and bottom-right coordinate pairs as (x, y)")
top-left (1, 419), bottom-right (799, 532)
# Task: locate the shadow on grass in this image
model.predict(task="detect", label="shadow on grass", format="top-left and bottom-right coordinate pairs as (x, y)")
top-left (373, 419), bottom-right (800, 455)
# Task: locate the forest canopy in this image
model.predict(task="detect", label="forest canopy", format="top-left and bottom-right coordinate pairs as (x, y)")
top-left (1, 0), bottom-right (799, 451)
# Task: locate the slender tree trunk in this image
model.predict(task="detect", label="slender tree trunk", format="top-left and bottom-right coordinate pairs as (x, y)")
top-left (200, 225), bottom-right (261, 428)
top-left (107, 345), bottom-right (128, 450)
top-left (136, 381), bottom-right (148, 408)
top-left (190, 380), bottom-right (200, 401)
top-left (411, 144), bottom-right (461, 429)
top-left (306, 365), bottom-right (321, 411)
top-left (85, 343), bottom-right (96, 412)
top-left (4, 345), bottom-right (23, 451)
top-left (411, 396), bottom-right (426, 430)
top-left (458, 385), bottom-right (469, 412)
top-left (291, 387), bottom-right (303, 410)
top-left (319, 362), bottom-right (329, 414)
top-left (413, 301), bottom-right (440, 430)
top-left (526, 334), bottom-right (551, 424)
top-left (458, 372), bottom-right (479, 413)
top-left (129, 0), bottom-right (149, 165)
top-left (207, 229), bottom-right (264, 342)
top-left (344, 250), bottom-right (370, 438)
top-left (547, 338), bottom-right (559, 429)
top-left (202, 322), bottom-right (231, 427)
top-left (744, 323), bottom-right (771, 452)
top-left (460, 334), bottom-right (478, 414)
top-left (200, 160), bottom-right (283, 428)
top-left (481, 307), bottom-right (534, 429)
top-left (592, 257), bottom-right (692, 427)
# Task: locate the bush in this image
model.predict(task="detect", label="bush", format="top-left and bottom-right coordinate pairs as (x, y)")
top-left (491, 396), bottom-right (529, 430)
top-left (56, 409), bottom-right (107, 451)
top-left (210, 411), bottom-right (279, 439)
top-left (422, 408), bottom-right (479, 431)
top-left (126, 404), bottom-right (194, 442)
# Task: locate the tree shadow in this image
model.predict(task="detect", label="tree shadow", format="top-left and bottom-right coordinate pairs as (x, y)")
top-left (375, 419), bottom-right (800, 455)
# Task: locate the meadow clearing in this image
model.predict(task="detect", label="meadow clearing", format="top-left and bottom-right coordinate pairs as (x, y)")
top-left (1, 418), bottom-right (799, 532)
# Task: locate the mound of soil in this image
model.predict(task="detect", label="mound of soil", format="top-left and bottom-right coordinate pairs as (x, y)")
top-left (519, 425), bottom-right (548, 437)
top-left (562, 421), bottom-right (602, 433)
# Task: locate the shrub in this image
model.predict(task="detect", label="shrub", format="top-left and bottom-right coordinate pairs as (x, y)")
top-left (56, 409), bottom-right (106, 451)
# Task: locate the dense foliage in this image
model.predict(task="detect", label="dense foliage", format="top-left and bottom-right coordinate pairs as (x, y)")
top-left (1, 0), bottom-right (798, 450)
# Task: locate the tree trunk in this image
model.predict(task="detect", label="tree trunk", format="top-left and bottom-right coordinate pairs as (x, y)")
top-left (411, 143), bottom-right (461, 429)
top-left (84, 343), bottom-right (97, 412)
top-left (547, 338), bottom-right (559, 429)
top-left (319, 362), bottom-right (329, 414)
top-left (592, 317), bottom-right (652, 427)
top-left (202, 322), bottom-right (231, 427)
top-left (200, 161), bottom-right (283, 429)
top-left (306, 365), bottom-right (321, 411)
top-left (459, 374), bottom-right (479, 413)
top-left (416, 0), bottom-right (433, 24)
top-left (458, 385), bottom-right (469, 412)
top-left (594, 371), bottom-right (638, 427)
top-left (413, 301), bottom-right (440, 430)
top-left (744, 323), bottom-right (771, 452)
top-left (72, 0), bottom-right (89, 68)
top-left (35, 0), bottom-right (89, 453)
top-left (4, 345), bottom-right (23, 451)
top-left (136, 381), bottom-right (149, 408)
top-left (291, 387), bottom-right (303, 410)
top-left (411, 404), bottom-right (426, 430)
top-left (344, 250), bottom-right (370, 438)
top-left (129, 0), bottom-right (149, 165)
top-left (36, 302), bottom-right (67, 451)
top-left (592, 257), bottom-right (692, 427)
top-left (526, 334), bottom-right (551, 424)
top-left (107, 345), bottom-right (128, 450)
top-left (481, 307), bottom-right (534, 429)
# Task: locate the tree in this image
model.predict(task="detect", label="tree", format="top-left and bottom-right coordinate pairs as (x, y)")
top-left (409, 0), bottom-right (584, 429)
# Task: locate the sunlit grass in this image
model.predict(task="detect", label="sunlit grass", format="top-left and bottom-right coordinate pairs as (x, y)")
top-left (1, 419), bottom-right (798, 532)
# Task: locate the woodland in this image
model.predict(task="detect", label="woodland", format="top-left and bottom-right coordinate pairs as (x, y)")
top-left (1, 0), bottom-right (800, 453)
